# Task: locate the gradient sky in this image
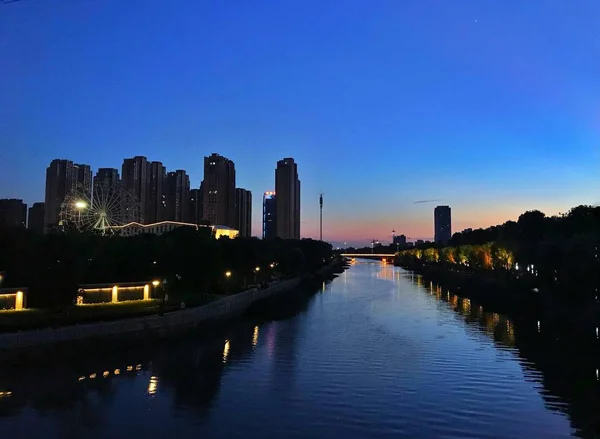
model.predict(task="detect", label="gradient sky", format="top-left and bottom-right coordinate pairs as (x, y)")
top-left (1, 0), bottom-right (598, 246)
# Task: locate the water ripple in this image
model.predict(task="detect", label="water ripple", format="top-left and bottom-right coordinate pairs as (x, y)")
top-left (0, 262), bottom-right (595, 438)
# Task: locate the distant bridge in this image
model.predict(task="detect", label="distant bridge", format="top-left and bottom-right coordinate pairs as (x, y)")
top-left (341, 253), bottom-right (396, 259)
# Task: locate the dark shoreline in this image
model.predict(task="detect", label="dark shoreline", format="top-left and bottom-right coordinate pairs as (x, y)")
top-left (0, 259), bottom-right (348, 363)
top-left (394, 261), bottom-right (599, 336)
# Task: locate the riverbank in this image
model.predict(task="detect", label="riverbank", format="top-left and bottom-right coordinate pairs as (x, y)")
top-left (395, 261), bottom-right (599, 335)
top-left (0, 258), bottom-right (347, 361)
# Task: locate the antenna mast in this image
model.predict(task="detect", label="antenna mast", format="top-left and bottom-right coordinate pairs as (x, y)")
top-left (319, 192), bottom-right (324, 241)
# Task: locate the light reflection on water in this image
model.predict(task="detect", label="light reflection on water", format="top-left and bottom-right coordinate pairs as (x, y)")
top-left (0, 261), bottom-right (597, 439)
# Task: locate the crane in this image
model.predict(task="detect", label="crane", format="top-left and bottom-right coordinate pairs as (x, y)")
top-left (367, 238), bottom-right (380, 254)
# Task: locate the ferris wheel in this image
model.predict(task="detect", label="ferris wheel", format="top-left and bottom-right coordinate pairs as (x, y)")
top-left (59, 183), bottom-right (140, 233)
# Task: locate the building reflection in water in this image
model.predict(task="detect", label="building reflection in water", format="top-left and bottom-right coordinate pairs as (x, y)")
top-left (413, 274), bottom-right (600, 438)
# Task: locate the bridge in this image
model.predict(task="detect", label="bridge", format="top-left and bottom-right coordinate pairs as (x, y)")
top-left (341, 253), bottom-right (396, 261)
top-left (341, 254), bottom-right (396, 258)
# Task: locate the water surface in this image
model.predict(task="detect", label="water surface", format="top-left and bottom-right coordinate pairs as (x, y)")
top-left (1, 261), bottom-right (598, 438)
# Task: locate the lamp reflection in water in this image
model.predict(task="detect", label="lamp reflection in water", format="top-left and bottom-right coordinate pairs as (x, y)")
top-left (148, 376), bottom-right (159, 396)
top-left (252, 326), bottom-right (259, 347)
top-left (223, 339), bottom-right (230, 363)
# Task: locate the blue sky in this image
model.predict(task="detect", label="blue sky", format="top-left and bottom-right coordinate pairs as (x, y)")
top-left (1, 0), bottom-right (598, 245)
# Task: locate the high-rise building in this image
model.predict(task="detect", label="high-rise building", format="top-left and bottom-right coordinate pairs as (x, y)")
top-left (122, 156), bottom-right (149, 223)
top-left (434, 205), bottom-right (452, 244)
top-left (262, 192), bottom-right (276, 239)
top-left (147, 161), bottom-right (166, 223)
top-left (74, 163), bottom-right (92, 193)
top-left (44, 159), bottom-right (78, 232)
top-left (165, 170), bottom-right (190, 222)
top-left (201, 153), bottom-right (235, 227)
top-left (94, 168), bottom-right (120, 187)
top-left (234, 188), bottom-right (252, 237)
top-left (393, 234), bottom-right (407, 247)
top-left (187, 188), bottom-right (203, 224)
top-left (27, 202), bottom-right (45, 234)
top-left (0, 199), bottom-right (27, 230)
top-left (275, 158), bottom-right (300, 239)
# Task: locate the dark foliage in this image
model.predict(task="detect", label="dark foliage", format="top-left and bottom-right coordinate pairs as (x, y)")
top-left (0, 228), bottom-right (333, 308)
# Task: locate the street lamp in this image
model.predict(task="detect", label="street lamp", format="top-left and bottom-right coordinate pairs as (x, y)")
top-left (75, 201), bottom-right (87, 223)
top-left (254, 266), bottom-right (260, 284)
top-left (224, 271), bottom-right (232, 294)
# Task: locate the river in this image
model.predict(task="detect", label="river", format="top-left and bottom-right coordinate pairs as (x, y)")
top-left (0, 260), bottom-right (598, 438)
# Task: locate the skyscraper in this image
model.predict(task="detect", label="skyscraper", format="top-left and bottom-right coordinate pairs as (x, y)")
top-left (262, 192), bottom-right (276, 239)
top-left (147, 161), bottom-right (166, 223)
top-left (28, 202), bottom-right (45, 234)
top-left (234, 188), bottom-right (252, 237)
top-left (0, 199), bottom-right (27, 230)
top-left (202, 153), bottom-right (235, 227)
top-left (44, 159), bottom-right (78, 232)
top-left (94, 168), bottom-right (120, 187)
top-left (434, 205), bottom-right (452, 244)
top-left (74, 163), bottom-right (92, 193)
top-left (122, 156), bottom-right (148, 223)
top-left (187, 188), bottom-right (203, 224)
top-left (165, 170), bottom-right (190, 222)
top-left (275, 158), bottom-right (300, 239)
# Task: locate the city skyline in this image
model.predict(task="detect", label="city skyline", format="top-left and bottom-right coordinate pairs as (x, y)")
top-left (1, 1), bottom-right (598, 245)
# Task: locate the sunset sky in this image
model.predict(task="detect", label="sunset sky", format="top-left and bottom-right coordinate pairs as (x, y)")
top-left (1, 0), bottom-right (598, 246)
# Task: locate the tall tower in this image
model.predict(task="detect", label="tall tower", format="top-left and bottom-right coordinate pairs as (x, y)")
top-left (28, 202), bottom-right (45, 234)
top-left (275, 158), bottom-right (300, 239)
top-left (122, 156), bottom-right (149, 223)
top-left (147, 161), bottom-right (166, 223)
top-left (187, 188), bottom-right (203, 224)
top-left (94, 168), bottom-right (120, 188)
top-left (165, 170), bottom-right (190, 222)
top-left (262, 192), bottom-right (276, 239)
top-left (74, 164), bottom-right (92, 193)
top-left (235, 188), bottom-right (252, 237)
top-left (319, 192), bottom-right (324, 241)
top-left (201, 153), bottom-right (236, 227)
top-left (44, 159), bottom-right (77, 232)
top-left (434, 205), bottom-right (452, 244)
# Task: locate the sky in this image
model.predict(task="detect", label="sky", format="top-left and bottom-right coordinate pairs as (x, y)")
top-left (1, 0), bottom-right (598, 247)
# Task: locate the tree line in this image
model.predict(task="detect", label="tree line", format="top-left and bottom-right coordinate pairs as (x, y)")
top-left (395, 205), bottom-right (600, 303)
top-left (0, 227), bottom-right (334, 308)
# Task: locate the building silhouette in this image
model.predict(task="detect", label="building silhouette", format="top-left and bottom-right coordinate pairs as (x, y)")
top-left (165, 170), bottom-right (190, 222)
top-left (434, 205), bottom-right (452, 244)
top-left (275, 158), bottom-right (300, 239)
top-left (147, 161), bottom-right (166, 223)
top-left (122, 156), bottom-right (149, 223)
top-left (44, 159), bottom-right (88, 232)
top-left (202, 153), bottom-right (235, 227)
top-left (187, 188), bottom-right (203, 224)
top-left (393, 234), bottom-right (407, 247)
top-left (94, 168), bottom-right (120, 187)
top-left (74, 163), bottom-right (92, 193)
top-left (0, 199), bottom-right (27, 229)
top-left (27, 202), bottom-right (45, 234)
top-left (262, 192), bottom-right (276, 239)
top-left (234, 188), bottom-right (252, 237)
